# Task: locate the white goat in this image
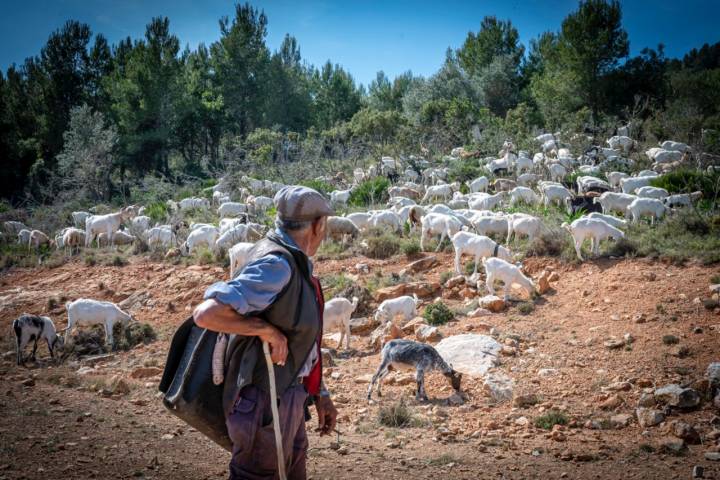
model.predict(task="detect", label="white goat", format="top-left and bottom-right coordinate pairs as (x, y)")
top-left (635, 186), bottom-right (669, 199)
top-left (28, 230), bottom-right (51, 250)
top-left (84, 206), bottom-right (137, 247)
top-left (183, 225), bottom-right (220, 254)
top-left (469, 176), bottom-right (489, 193)
top-left (626, 198), bottom-right (667, 225)
top-left (215, 224), bottom-right (259, 253)
top-left (330, 189), bottom-right (352, 207)
top-left (593, 192), bottom-right (637, 216)
top-left (483, 257), bottom-right (536, 299)
top-left (451, 231), bottom-right (512, 275)
top-left (374, 295), bottom-right (420, 324)
top-left (509, 187), bottom-right (540, 206)
top-left (4, 221), bottom-right (29, 235)
top-left (146, 226), bottom-right (176, 250)
top-left (562, 218), bottom-right (625, 261)
top-left (61, 228), bottom-right (86, 254)
top-left (98, 230), bottom-right (135, 247)
top-left (541, 185), bottom-right (573, 209)
top-left (620, 176), bottom-right (654, 194)
top-left (65, 299), bottom-right (133, 347)
top-left (369, 210), bottom-right (402, 233)
top-left (324, 296), bottom-right (359, 349)
top-left (218, 202), bottom-right (248, 218)
top-left (179, 197), bottom-right (210, 211)
top-left (468, 192), bottom-right (506, 210)
top-left (420, 213), bottom-right (463, 252)
top-left (606, 171), bottom-right (629, 189)
top-left (506, 214), bottom-right (542, 244)
top-left (548, 163), bottom-right (567, 183)
top-left (421, 183), bottom-right (458, 204)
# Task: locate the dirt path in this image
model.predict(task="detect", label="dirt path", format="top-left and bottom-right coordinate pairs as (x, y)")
top-left (1, 255), bottom-right (719, 479)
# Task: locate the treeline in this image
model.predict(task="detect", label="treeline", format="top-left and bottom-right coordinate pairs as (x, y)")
top-left (1, 0), bottom-right (719, 205)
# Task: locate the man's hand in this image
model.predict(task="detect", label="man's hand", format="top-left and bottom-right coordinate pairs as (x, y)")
top-left (193, 299), bottom-right (288, 365)
top-left (314, 396), bottom-right (337, 436)
top-left (258, 324), bottom-right (288, 366)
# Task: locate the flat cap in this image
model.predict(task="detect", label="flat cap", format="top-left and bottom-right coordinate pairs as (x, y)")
top-left (274, 185), bottom-right (334, 222)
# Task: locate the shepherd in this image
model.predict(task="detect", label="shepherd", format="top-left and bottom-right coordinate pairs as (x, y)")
top-left (193, 185), bottom-right (338, 480)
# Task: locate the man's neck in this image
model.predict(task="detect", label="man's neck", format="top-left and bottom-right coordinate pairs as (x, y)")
top-left (286, 231), bottom-right (311, 256)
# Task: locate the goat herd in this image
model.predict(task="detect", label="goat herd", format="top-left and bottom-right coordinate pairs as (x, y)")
top-left (5, 128), bottom-right (709, 402)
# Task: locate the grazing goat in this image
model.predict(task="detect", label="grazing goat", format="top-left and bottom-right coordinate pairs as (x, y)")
top-left (330, 189), bottom-right (353, 206)
top-left (84, 206), bottom-right (137, 247)
top-left (13, 314), bottom-right (64, 365)
top-left (368, 210), bottom-right (403, 233)
top-left (421, 183), bottom-right (458, 204)
top-left (98, 230), bottom-right (135, 247)
top-left (562, 218), bottom-right (624, 261)
top-left (131, 215), bottom-right (151, 232)
top-left (28, 230), bottom-right (51, 250)
top-left (374, 295), bottom-right (420, 324)
top-left (323, 296), bottom-right (359, 349)
top-left (541, 185), bottom-right (573, 210)
top-left (452, 231), bottom-right (512, 275)
top-left (635, 186), bottom-right (669, 199)
top-left (215, 224), bottom-right (259, 253)
top-left (17, 229), bottom-right (32, 245)
top-left (346, 212), bottom-right (371, 232)
top-left (509, 187), bottom-right (540, 206)
top-left (548, 163), bottom-right (567, 183)
top-left (506, 214), bottom-right (542, 244)
top-left (65, 299), bottom-right (133, 347)
top-left (593, 192), bottom-right (637, 216)
top-left (620, 176), bottom-right (653, 194)
top-left (217, 202), bottom-right (248, 218)
top-left (183, 225), bottom-right (220, 254)
top-left (469, 176), bottom-right (489, 193)
top-left (146, 226), bottom-right (176, 250)
top-left (606, 171), bottom-right (629, 189)
top-left (61, 228), bottom-right (86, 254)
top-left (469, 214), bottom-right (508, 240)
top-left (665, 191), bottom-right (702, 208)
top-left (325, 216), bottom-right (359, 244)
top-left (420, 213), bottom-right (463, 252)
top-left (367, 339), bottom-right (462, 402)
top-left (179, 197), bottom-right (210, 211)
top-left (626, 198), bottom-right (667, 225)
top-left (483, 257), bottom-right (536, 300)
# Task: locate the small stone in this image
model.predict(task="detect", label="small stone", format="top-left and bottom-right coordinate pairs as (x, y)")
top-left (633, 313), bottom-right (646, 324)
top-left (604, 339), bottom-right (624, 350)
top-left (161, 434), bottom-right (174, 440)
top-left (654, 384), bottom-right (701, 409)
top-left (548, 272), bottom-right (560, 282)
top-left (478, 295), bottom-right (506, 313)
top-left (705, 452), bottom-right (720, 461)
top-left (538, 368), bottom-right (559, 377)
top-left (660, 437), bottom-right (686, 454)
top-left (20, 378), bottom-right (35, 387)
top-left (671, 421), bottom-right (701, 444)
top-left (693, 465), bottom-right (704, 479)
top-left (336, 446), bottom-right (349, 455)
top-left (401, 317), bottom-right (427, 334)
top-left (513, 393), bottom-right (540, 408)
top-left (551, 430), bottom-right (566, 442)
top-left (406, 255), bottom-right (438, 273)
top-left (415, 324), bottom-right (442, 342)
top-left (444, 275), bottom-right (465, 289)
top-left (610, 413), bottom-right (633, 428)
top-left (636, 408), bottom-right (665, 427)
top-left (637, 393), bottom-right (656, 408)
top-left (599, 394), bottom-right (623, 410)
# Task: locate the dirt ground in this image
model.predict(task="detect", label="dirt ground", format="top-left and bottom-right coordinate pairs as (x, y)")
top-left (1, 253), bottom-right (719, 480)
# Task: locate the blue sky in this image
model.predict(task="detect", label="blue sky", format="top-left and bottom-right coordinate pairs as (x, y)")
top-left (1, 0), bottom-right (718, 86)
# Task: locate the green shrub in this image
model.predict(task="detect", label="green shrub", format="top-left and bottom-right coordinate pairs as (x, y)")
top-left (650, 169), bottom-right (720, 201)
top-left (144, 202), bottom-right (168, 223)
top-left (378, 400), bottom-right (413, 428)
top-left (423, 302), bottom-right (454, 326)
top-left (195, 247), bottom-right (215, 265)
top-left (517, 302), bottom-right (534, 314)
top-left (349, 178), bottom-right (390, 206)
top-left (400, 239), bottom-right (420, 257)
top-left (534, 410), bottom-right (568, 430)
top-left (711, 274), bottom-right (720, 284)
top-left (107, 255), bottom-right (127, 267)
top-left (84, 254), bottom-right (97, 266)
top-left (365, 229), bottom-right (401, 259)
top-left (439, 270), bottom-right (453, 285)
top-left (662, 335), bottom-right (679, 345)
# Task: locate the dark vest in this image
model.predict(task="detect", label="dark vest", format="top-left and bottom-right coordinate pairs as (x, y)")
top-left (221, 233), bottom-right (321, 416)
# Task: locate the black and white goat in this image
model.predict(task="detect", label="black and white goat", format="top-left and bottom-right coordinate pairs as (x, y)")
top-left (13, 314), bottom-right (64, 365)
top-left (367, 339), bottom-right (462, 402)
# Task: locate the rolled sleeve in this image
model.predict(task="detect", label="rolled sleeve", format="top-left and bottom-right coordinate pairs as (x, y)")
top-left (203, 254), bottom-right (292, 315)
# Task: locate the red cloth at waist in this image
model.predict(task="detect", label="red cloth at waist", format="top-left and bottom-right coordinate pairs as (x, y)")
top-left (302, 276), bottom-right (324, 396)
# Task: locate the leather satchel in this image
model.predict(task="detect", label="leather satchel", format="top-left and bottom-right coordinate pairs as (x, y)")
top-left (158, 316), bottom-right (232, 452)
